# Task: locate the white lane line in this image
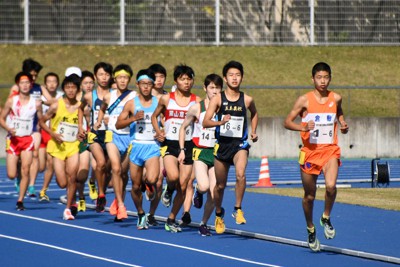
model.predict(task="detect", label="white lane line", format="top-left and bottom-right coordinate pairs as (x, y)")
top-left (0, 210), bottom-right (281, 267)
top-left (0, 234), bottom-right (142, 267)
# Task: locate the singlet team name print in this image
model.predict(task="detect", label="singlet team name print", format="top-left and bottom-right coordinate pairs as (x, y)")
top-left (308, 113), bottom-right (336, 144)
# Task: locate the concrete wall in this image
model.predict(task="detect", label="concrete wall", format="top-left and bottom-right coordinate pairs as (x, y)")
top-left (251, 117), bottom-right (400, 158)
top-left (0, 117), bottom-right (399, 158)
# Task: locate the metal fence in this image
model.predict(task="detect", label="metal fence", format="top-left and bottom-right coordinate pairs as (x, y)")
top-left (1, 0), bottom-right (399, 46)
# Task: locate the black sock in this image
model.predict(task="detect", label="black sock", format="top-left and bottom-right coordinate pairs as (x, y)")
top-left (234, 206), bottom-right (241, 211)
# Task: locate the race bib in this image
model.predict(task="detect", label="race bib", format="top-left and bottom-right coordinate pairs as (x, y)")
top-left (135, 117), bottom-right (156, 141)
top-left (219, 115), bottom-right (244, 138)
top-left (166, 121), bottom-right (192, 141)
top-left (93, 110), bottom-right (106, 130)
top-left (309, 122), bottom-right (334, 144)
top-left (13, 117), bottom-right (33, 137)
top-left (198, 127), bottom-right (216, 147)
top-left (57, 121), bottom-right (78, 142)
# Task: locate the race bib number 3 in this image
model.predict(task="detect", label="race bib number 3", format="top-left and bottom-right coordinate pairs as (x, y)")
top-left (220, 115), bottom-right (244, 138)
top-left (13, 117), bottom-right (33, 137)
top-left (57, 121), bottom-right (78, 142)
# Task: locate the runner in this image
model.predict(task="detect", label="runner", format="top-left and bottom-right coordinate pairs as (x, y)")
top-left (284, 62), bottom-right (349, 252)
top-left (203, 61), bottom-right (259, 234)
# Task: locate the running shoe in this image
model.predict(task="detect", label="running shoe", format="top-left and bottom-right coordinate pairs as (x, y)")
top-left (117, 205), bottom-right (128, 220)
top-left (198, 224), bottom-right (212, 237)
top-left (232, 208), bottom-right (247, 224)
top-left (161, 185), bottom-right (172, 207)
top-left (63, 208), bottom-right (75, 220)
top-left (114, 217), bottom-right (123, 223)
top-left (180, 211), bottom-right (192, 227)
top-left (147, 214), bottom-right (158, 226)
top-left (165, 218), bottom-right (182, 233)
top-left (215, 208), bottom-right (226, 234)
top-left (95, 196), bottom-right (106, 213)
top-left (78, 199), bottom-right (86, 212)
top-left (39, 189), bottom-right (50, 202)
top-left (27, 185), bottom-right (36, 197)
top-left (320, 215), bottom-right (336, 239)
top-left (87, 179), bottom-right (98, 200)
top-left (70, 204), bottom-right (78, 217)
top-left (16, 201), bottom-right (25, 211)
top-left (109, 198), bottom-right (118, 216)
top-left (15, 178), bottom-right (20, 193)
top-left (137, 213), bottom-right (149, 230)
top-left (192, 186), bottom-right (203, 209)
top-left (145, 184), bottom-right (156, 201)
top-left (307, 227), bottom-right (321, 252)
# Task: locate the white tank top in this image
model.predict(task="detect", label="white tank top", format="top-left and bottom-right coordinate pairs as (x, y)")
top-left (107, 89), bottom-right (136, 134)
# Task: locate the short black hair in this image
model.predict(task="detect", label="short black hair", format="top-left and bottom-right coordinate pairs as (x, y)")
top-left (22, 58), bottom-right (43, 73)
top-left (204, 73), bottom-right (223, 88)
top-left (173, 64), bottom-right (194, 81)
top-left (44, 72), bottom-right (59, 85)
top-left (312, 62), bottom-right (331, 77)
top-left (93, 62), bottom-right (113, 76)
top-left (61, 74), bottom-right (81, 91)
top-left (81, 70), bottom-right (95, 81)
top-left (148, 63), bottom-right (167, 77)
top-left (222, 60), bottom-right (244, 77)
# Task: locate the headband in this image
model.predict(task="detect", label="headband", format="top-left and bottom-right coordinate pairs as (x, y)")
top-left (114, 69), bottom-right (131, 78)
top-left (19, 75), bottom-right (30, 82)
top-left (137, 75), bottom-right (154, 83)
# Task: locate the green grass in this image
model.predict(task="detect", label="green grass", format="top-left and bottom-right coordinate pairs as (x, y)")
top-left (1, 44), bottom-right (400, 117)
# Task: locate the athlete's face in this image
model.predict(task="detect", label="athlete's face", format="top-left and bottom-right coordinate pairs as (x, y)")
top-left (137, 79), bottom-right (154, 97)
top-left (204, 82), bottom-right (222, 100)
top-left (45, 76), bottom-right (59, 93)
top-left (18, 78), bottom-right (32, 94)
top-left (114, 74), bottom-right (130, 90)
top-left (224, 68), bottom-right (242, 90)
top-left (154, 73), bottom-right (166, 90)
top-left (63, 82), bottom-right (78, 100)
top-left (312, 71), bottom-right (331, 91)
top-left (81, 77), bottom-right (95, 93)
top-left (175, 74), bottom-right (194, 93)
top-left (95, 68), bottom-right (111, 88)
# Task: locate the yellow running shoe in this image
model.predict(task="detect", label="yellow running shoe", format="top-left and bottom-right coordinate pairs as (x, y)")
top-left (232, 208), bottom-right (247, 224)
top-left (215, 208), bottom-right (226, 234)
top-left (87, 180), bottom-right (98, 200)
top-left (39, 189), bottom-right (50, 202)
top-left (78, 199), bottom-right (86, 212)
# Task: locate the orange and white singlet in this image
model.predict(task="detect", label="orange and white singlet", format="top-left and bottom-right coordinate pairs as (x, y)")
top-left (300, 91), bottom-right (338, 150)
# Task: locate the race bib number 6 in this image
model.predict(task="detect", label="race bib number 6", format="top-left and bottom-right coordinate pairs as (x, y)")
top-left (57, 121), bottom-right (78, 142)
top-left (220, 115), bottom-right (244, 138)
top-left (13, 117), bottom-right (33, 137)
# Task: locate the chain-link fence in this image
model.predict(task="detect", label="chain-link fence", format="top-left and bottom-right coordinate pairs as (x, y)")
top-left (1, 0), bottom-right (399, 45)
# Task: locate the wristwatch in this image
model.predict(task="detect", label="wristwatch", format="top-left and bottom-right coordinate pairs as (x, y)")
top-left (180, 147), bottom-right (186, 151)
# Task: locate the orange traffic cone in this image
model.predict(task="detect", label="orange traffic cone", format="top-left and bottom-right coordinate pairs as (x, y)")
top-left (253, 156), bottom-right (273, 187)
